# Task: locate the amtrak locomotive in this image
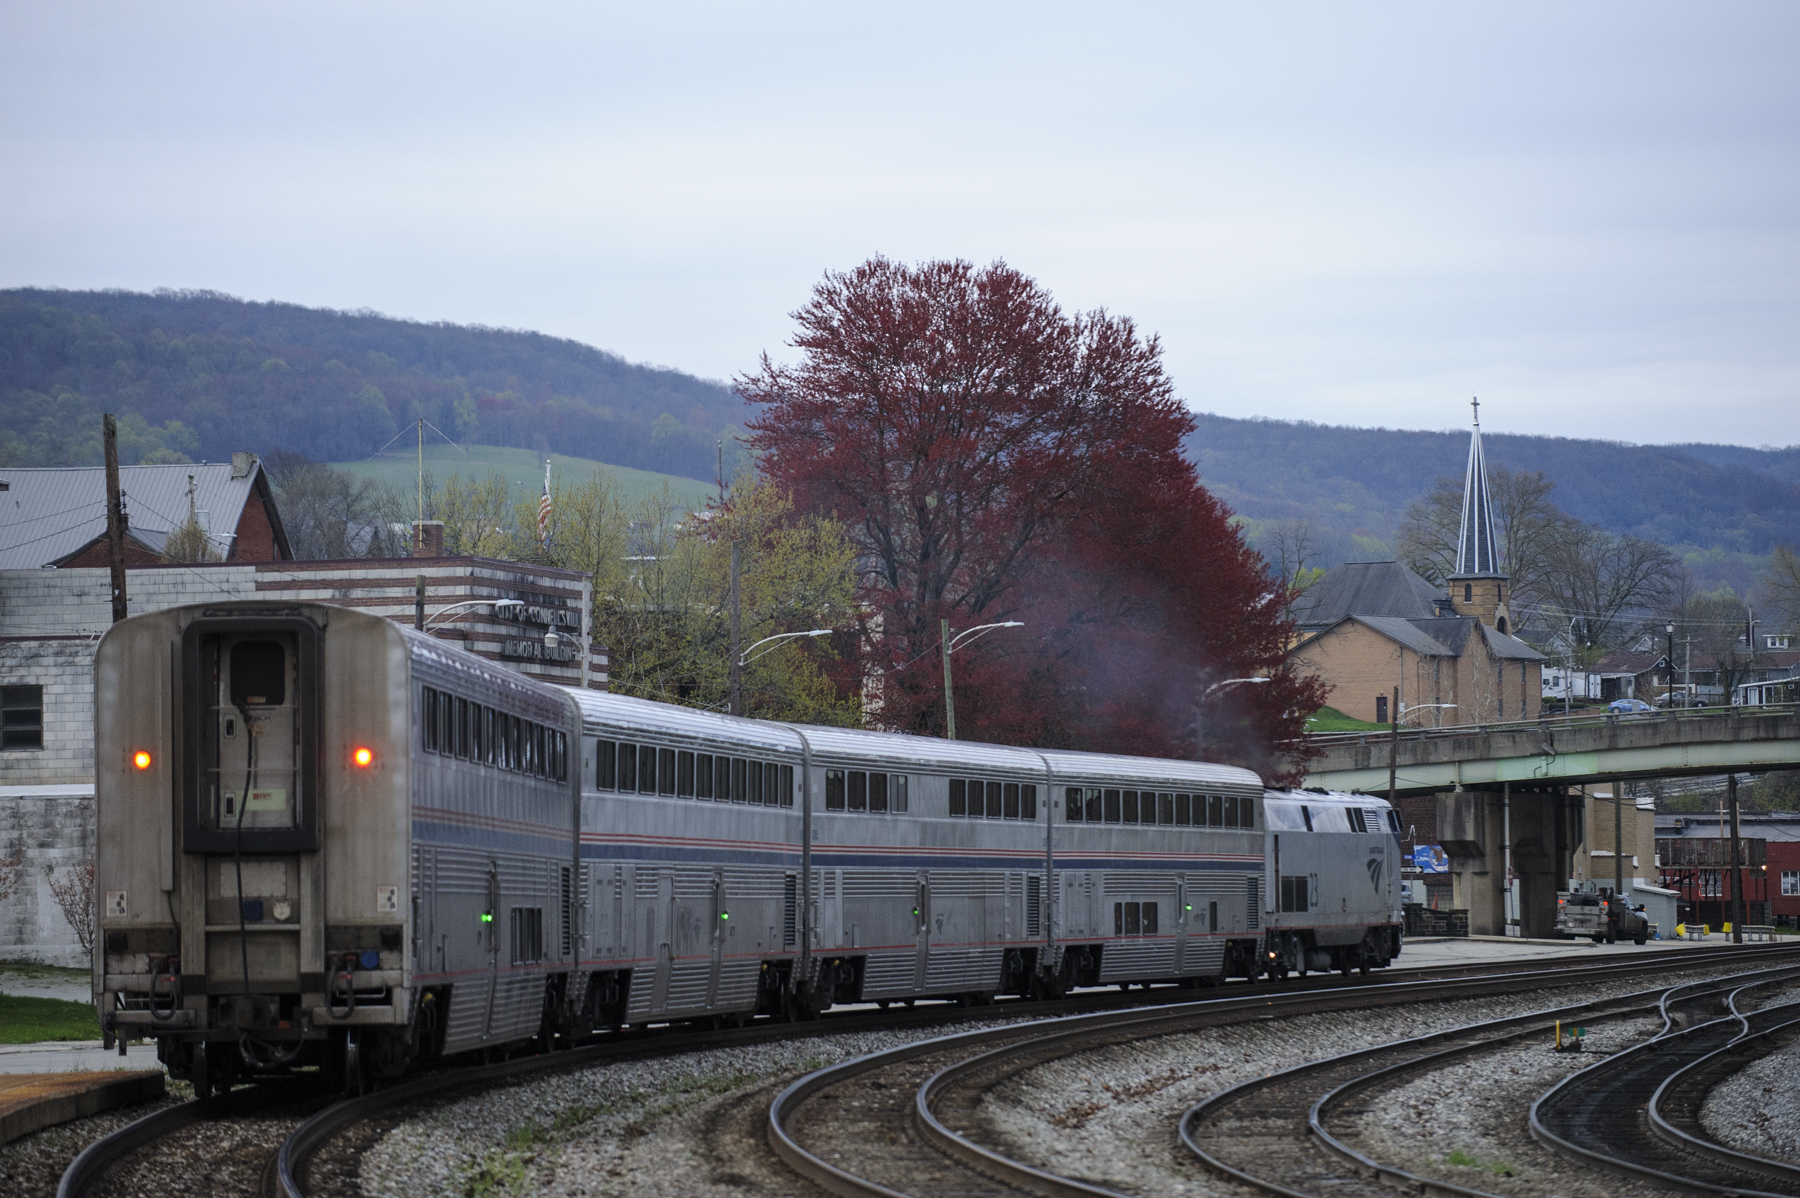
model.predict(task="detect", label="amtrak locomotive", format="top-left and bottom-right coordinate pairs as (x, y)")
top-left (93, 602), bottom-right (1402, 1095)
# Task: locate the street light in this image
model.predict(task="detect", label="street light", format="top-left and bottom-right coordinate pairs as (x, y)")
top-left (941, 621), bottom-right (1025, 740)
top-left (738, 629), bottom-right (833, 668)
top-left (1398, 702), bottom-right (1457, 727)
top-left (1195, 676), bottom-right (1268, 760)
top-left (1666, 621), bottom-right (1678, 710)
top-left (423, 598), bottom-right (524, 631)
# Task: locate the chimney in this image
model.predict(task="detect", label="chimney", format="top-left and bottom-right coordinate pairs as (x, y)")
top-left (231, 451), bottom-right (255, 479)
top-left (413, 521), bottom-right (445, 557)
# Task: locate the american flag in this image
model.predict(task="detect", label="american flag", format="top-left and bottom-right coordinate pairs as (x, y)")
top-left (537, 459), bottom-right (552, 548)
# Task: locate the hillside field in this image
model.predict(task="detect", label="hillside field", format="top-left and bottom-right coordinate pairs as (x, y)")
top-left (332, 443), bottom-right (716, 511)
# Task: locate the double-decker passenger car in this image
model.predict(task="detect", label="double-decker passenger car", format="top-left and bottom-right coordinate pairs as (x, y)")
top-left (93, 602), bottom-right (1400, 1094)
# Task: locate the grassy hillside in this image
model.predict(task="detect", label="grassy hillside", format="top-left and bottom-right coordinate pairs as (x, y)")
top-left (333, 443), bottom-right (716, 511)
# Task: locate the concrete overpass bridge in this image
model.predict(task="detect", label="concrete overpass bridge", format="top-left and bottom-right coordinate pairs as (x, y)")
top-left (1302, 703), bottom-right (1800, 796)
top-left (1297, 704), bottom-right (1800, 941)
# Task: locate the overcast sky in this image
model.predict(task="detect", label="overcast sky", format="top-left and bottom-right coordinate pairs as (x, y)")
top-left (3, 3), bottom-right (1796, 447)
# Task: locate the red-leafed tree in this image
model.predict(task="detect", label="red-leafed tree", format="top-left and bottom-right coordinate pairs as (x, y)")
top-left (742, 258), bottom-right (1323, 782)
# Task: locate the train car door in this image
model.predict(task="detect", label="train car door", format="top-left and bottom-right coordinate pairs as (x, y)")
top-left (706, 871), bottom-right (724, 1009)
top-left (481, 860), bottom-right (499, 1040)
top-left (652, 873), bottom-right (673, 1011)
top-left (414, 846), bottom-right (435, 976)
top-left (1174, 877), bottom-right (1188, 974)
top-left (912, 873), bottom-right (930, 992)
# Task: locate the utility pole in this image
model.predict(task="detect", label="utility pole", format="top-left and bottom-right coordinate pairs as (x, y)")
top-left (717, 439), bottom-right (725, 506)
top-left (1386, 685), bottom-right (1399, 811)
top-left (414, 575), bottom-right (426, 631)
top-left (1613, 786), bottom-right (1624, 899)
top-left (728, 543), bottom-right (742, 717)
top-left (103, 415), bottom-right (128, 623)
top-left (942, 618), bottom-right (958, 741)
top-left (1728, 774), bottom-right (1744, 942)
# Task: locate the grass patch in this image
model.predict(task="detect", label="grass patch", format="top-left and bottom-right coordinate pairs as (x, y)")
top-left (1305, 706), bottom-right (1387, 733)
top-left (1445, 1148), bottom-right (1516, 1177)
top-left (0, 992), bottom-right (99, 1044)
top-left (332, 443), bottom-right (715, 511)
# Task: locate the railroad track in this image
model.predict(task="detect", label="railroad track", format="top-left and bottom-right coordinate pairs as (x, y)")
top-left (52, 942), bottom-right (1800, 1198)
top-left (771, 946), bottom-right (1800, 1197)
top-left (1532, 971), bottom-right (1800, 1196)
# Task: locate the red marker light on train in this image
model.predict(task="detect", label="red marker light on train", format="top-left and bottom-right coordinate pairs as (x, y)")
top-left (353, 747), bottom-right (374, 768)
top-left (132, 751), bottom-right (152, 770)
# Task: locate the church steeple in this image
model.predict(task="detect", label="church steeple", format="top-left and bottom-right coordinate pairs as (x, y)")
top-left (1448, 398), bottom-right (1511, 633)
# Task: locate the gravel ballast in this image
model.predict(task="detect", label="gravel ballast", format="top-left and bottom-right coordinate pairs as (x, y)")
top-left (1701, 1025), bottom-right (1800, 1167)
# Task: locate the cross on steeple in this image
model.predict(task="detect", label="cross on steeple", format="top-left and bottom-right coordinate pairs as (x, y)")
top-left (1471, 396), bottom-right (1480, 426)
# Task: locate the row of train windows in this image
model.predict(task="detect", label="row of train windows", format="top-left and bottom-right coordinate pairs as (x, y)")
top-left (595, 741), bottom-right (796, 807)
top-left (824, 770), bottom-right (910, 813)
top-left (948, 779), bottom-right (1036, 820)
top-left (1065, 787), bottom-right (1256, 829)
top-left (1115, 901), bottom-right (1160, 935)
top-left (421, 687), bottom-right (568, 782)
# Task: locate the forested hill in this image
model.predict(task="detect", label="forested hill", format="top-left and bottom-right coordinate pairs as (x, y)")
top-left (0, 288), bottom-right (748, 480)
top-left (1188, 415), bottom-right (1800, 592)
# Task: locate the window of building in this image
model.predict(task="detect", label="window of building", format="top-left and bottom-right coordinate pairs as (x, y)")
top-left (1783, 871), bottom-right (1799, 898)
top-left (2, 684), bottom-right (43, 751)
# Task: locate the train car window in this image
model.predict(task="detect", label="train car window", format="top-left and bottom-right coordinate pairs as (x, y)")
top-left (950, 779), bottom-right (966, 817)
top-left (1207, 794), bottom-right (1222, 827)
top-left (986, 780), bottom-right (1004, 819)
top-left (1347, 807), bottom-right (1367, 834)
top-left (1121, 790), bottom-right (1139, 824)
top-left (892, 774), bottom-right (907, 812)
top-left (422, 689), bottom-right (437, 752)
top-left (472, 704), bottom-right (485, 763)
top-left (1085, 787), bottom-right (1102, 823)
top-left (825, 768), bottom-right (846, 811)
top-left (732, 757), bottom-right (749, 803)
top-left (765, 762), bottom-right (780, 806)
top-left (450, 697), bottom-right (465, 758)
top-left (511, 715), bottom-right (525, 772)
top-left (481, 707), bottom-right (495, 765)
top-left (597, 740), bottom-right (616, 790)
top-left (748, 759), bottom-right (764, 805)
top-left (1103, 789), bottom-right (1121, 824)
top-left (538, 726), bottom-right (551, 778)
top-left (716, 755), bottom-right (733, 801)
top-left (1003, 782), bottom-right (1020, 819)
top-left (1226, 794), bottom-right (1242, 828)
top-left (869, 772), bottom-right (888, 812)
top-left (1174, 793), bottom-right (1190, 825)
top-left (1298, 804), bottom-right (1312, 832)
top-left (1158, 793), bottom-right (1175, 824)
top-left (1118, 901), bottom-right (1140, 935)
top-left (1209, 900), bottom-right (1218, 932)
top-left (438, 694), bottom-right (454, 758)
top-left (847, 771), bottom-right (867, 811)
top-left (524, 723), bottom-right (537, 776)
top-left (677, 751), bottom-right (695, 797)
top-left (617, 743), bottom-right (637, 791)
top-left (1142, 902), bottom-right (1159, 934)
top-left (780, 764), bottom-right (795, 807)
top-left (1065, 786), bottom-right (1081, 821)
top-left (555, 731), bottom-right (568, 781)
top-left (637, 745), bottom-right (656, 794)
top-left (1387, 810), bottom-right (1403, 835)
top-left (695, 753), bottom-right (714, 799)
top-left (659, 748), bottom-right (676, 795)
top-left (230, 640), bottom-right (287, 707)
top-left (1240, 798), bottom-right (1256, 830)
top-left (1021, 784), bottom-right (1035, 820)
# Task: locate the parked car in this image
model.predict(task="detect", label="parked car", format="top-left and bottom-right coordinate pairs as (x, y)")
top-left (1608, 698), bottom-right (1655, 715)
top-left (1655, 693), bottom-right (1701, 708)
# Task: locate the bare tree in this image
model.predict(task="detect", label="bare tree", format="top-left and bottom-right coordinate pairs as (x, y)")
top-left (265, 450), bottom-right (408, 559)
top-left (1397, 467), bottom-right (1564, 603)
top-left (1677, 588), bottom-right (1760, 706)
top-left (1538, 526), bottom-right (1683, 651)
top-left (1762, 543), bottom-right (1800, 630)
top-left (1267, 519), bottom-right (1324, 617)
top-left (46, 854), bottom-right (96, 963)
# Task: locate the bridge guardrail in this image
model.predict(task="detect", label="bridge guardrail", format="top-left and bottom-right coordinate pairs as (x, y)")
top-left (1295, 702), bottom-right (1800, 749)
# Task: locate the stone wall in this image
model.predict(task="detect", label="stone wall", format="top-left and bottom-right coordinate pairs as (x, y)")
top-left (0, 787), bottom-right (96, 968)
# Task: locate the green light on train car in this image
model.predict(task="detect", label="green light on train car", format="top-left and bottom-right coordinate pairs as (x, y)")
top-left (720, 912), bottom-right (730, 920)
top-left (480, 911), bottom-right (493, 923)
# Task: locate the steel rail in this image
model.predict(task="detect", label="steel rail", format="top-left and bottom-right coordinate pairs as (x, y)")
top-left (1528, 972), bottom-right (1800, 1197)
top-left (771, 948), bottom-right (1800, 1197)
top-left (1648, 1005), bottom-right (1800, 1185)
top-left (54, 1099), bottom-right (208, 1198)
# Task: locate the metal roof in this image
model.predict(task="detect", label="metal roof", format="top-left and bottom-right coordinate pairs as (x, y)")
top-left (0, 457), bottom-right (277, 569)
top-left (1310, 614), bottom-right (1545, 663)
top-left (1290, 561), bottom-right (1445, 632)
top-left (565, 688), bottom-right (1265, 788)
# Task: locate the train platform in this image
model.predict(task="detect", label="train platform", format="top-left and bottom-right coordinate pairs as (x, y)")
top-left (0, 1041), bottom-right (163, 1076)
top-left (0, 1068), bottom-right (163, 1144)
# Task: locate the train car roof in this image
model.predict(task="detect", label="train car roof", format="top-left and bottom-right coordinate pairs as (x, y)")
top-left (1266, 787), bottom-right (1394, 810)
top-left (562, 687), bottom-right (1264, 789)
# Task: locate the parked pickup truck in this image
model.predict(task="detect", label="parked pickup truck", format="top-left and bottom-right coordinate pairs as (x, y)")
top-left (1556, 888), bottom-right (1649, 945)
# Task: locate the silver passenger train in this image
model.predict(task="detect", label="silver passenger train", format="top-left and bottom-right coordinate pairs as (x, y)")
top-left (93, 602), bottom-right (1402, 1094)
